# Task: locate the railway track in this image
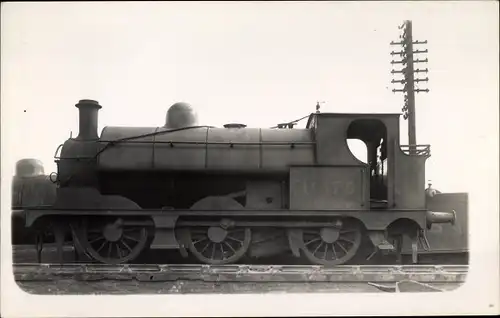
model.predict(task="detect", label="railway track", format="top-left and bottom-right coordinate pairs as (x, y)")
top-left (11, 244), bottom-right (468, 293)
top-left (13, 263), bottom-right (468, 285)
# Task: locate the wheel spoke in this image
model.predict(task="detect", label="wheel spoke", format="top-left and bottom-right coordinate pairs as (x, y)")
top-left (219, 243), bottom-right (225, 259)
top-left (336, 241), bottom-right (348, 254)
top-left (211, 243), bottom-right (216, 259)
top-left (331, 243), bottom-right (338, 259)
top-left (305, 237), bottom-right (321, 246)
top-left (193, 237), bottom-right (208, 245)
top-left (96, 240), bottom-right (107, 253)
top-left (200, 241), bottom-right (210, 253)
top-left (89, 235), bottom-right (105, 244)
top-left (121, 239), bottom-right (133, 252)
top-left (107, 242), bottom-right (113, 258)
top-left (322, 243), bottom-right (328, 259)
top-left (226, 236), bottom-right (243, 244)
top-left (123, 234), bottom-right (140, 242)
top-left (338, 237), bottom-right (354, 244)
top-left (312, 241), bottom-right (324, 256)
top-left (224, 241), bottom-right (236, 254)
top-left (116, 244), bottom-right (123, 258)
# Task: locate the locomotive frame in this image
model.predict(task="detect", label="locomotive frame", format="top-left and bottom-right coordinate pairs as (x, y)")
top-left (16, 99), bottom-right (457, 266)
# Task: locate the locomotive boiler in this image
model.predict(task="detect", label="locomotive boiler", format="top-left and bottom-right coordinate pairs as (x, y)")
top-left (18, 99), bottom-right (458, 266)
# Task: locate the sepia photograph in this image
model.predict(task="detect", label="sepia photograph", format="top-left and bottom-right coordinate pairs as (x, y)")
top-left (1, 1), bottom-right (498, 317)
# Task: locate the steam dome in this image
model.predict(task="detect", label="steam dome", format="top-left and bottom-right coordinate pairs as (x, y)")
top-left (164, 102), bottom-right (198, 129)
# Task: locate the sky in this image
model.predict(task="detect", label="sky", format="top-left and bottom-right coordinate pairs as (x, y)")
top-left (1, 1), bottom-right (498, 194)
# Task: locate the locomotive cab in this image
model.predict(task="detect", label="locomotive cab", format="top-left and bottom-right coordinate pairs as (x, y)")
top-left (305, 112), bottom-right (430, 211)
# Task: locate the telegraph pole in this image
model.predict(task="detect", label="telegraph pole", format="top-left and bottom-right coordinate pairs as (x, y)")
top-left (390, 20), bottom-right (429, 153)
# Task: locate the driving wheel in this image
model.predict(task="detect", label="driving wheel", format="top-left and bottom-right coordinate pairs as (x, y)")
top-left (187, 226), bottom-right (251, 264)
top-left (74, 217), bottom-right (150, 264)
top-left (298, 220), bottom-right (362, 266)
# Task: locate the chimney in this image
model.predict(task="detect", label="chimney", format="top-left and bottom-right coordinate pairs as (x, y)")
top-left (75, 99), bottom-right (102, 140)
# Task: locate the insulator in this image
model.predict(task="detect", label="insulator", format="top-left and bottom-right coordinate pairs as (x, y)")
top-left (391, 79), bottom-right (406, 84)
top-left (413, 40), bottom-right (428, 45)
top-left (391, 77), bottom-right (405, 82)
top-left (390, 41), bottom-right (405, 46)
top-left (414, 58), bottom-right (428, 63)
top-left (413, 49), bottom-right (428, 54)
top-left (403, 113), bottom-right (409, 120)
top-left (390, 50), bottom-right (405, 56)
top-left (414, 68), bottom-right (429, 73)
top-left (415, 88), bottom-right (430, 93)
top-left (391, 68), bottom-right (406, 74)
top-left (415, 77), bottom-right (429, 83)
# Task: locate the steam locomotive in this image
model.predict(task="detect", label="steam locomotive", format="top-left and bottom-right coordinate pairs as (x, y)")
top-left (12, 99), bottom-right (466, 266)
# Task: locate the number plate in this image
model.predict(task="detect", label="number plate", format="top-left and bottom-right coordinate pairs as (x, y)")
top-left (289, 167), bottom-right (368, 210)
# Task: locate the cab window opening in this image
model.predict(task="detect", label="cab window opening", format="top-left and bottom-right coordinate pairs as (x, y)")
top-left (346, 119), bottom-right (388, 204)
